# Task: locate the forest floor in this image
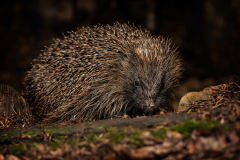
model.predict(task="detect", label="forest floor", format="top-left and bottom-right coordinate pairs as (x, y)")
top-left (0, 76), bottom-right (240, 160)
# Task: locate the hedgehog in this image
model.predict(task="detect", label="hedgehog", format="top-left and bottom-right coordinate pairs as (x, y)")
top-left (24, 22), bottom-right (182, 122)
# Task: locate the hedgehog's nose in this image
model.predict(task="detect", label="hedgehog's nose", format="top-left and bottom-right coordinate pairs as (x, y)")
top-left (145, 99), bottom-right (155, 109)
top-left (147, 105), bottom-right (155, 111)
top-left (145, 99), bottom-right (156, 112)
top-left (145, 104), bottom-right (156, 115)
top-left (150, 105), bottom-right (155, 108)
top-left (148, 104), bottom-right (154, 109)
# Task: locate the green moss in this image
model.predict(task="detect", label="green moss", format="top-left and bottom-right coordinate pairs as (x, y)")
top-left (57, 135), bottom-right (66, 138)
top-left (104, 126), bottom-right (142, 145)
top-left (150, 127), bottom-right (167, 138)
top-left (46, 129), bottom-right (55, 134)
top-left (9, 144), bottom-right (26, 155)
top-left (106, 131), bottom-right (126, 144)
top-left (98, 125), bottom-right (104, 129)
top-left (50, 139), bottom-right (62, 150)
top-left (105, 126), bottom-right (117, 131)
top-left (44, 126), bottom-right (74, 135)
top-left (129, 132), bottom-right (143, 147)
top-left (170, 120), bottom-right (226, 136)
top-left (68, 139), bottom-right (76, 146)
top-left (84, 134), bottom-right (100, 141)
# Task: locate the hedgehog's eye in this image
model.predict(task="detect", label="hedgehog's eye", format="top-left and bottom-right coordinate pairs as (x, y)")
top-left (134, 81), bottom-right (140, 86)
top-left (158, 82), bottom-right (164, 90)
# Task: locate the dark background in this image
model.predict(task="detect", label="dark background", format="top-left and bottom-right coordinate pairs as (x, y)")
top-left (0, 0), bottom-right (240, 96)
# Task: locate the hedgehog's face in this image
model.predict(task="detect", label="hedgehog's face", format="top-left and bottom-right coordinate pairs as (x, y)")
top-left (119, 42), bottom-right (180, 116)
top-left (127, 69), bottom-right (170, 116)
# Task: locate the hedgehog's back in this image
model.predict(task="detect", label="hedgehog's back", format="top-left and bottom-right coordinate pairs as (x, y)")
top-left (24, 23), bottom-right (153, 119)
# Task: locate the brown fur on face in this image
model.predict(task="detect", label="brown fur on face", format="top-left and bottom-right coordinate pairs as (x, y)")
top-left (24, 23), bottom-right (182, 122)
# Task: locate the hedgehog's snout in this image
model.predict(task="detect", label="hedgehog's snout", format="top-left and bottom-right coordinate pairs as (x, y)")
top-left (145, 99), bottom-right (155, 108)
top-left (143, 99), bottom-right (157, 115)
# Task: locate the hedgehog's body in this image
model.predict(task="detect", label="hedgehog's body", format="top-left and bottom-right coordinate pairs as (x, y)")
top-left (24, 23), bottom-right (182, 122)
